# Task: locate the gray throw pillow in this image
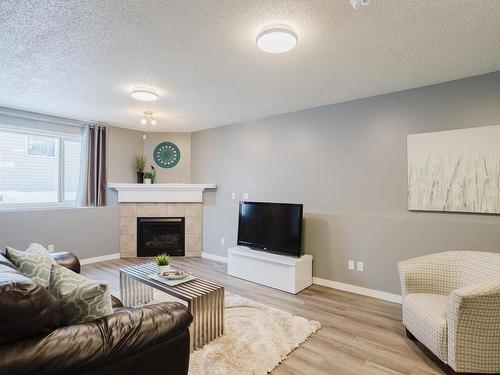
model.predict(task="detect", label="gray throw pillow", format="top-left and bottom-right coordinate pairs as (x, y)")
top-left (6, 243), bottom-right (56, 287)
top-left (49, 264), bottom-right (113, 324)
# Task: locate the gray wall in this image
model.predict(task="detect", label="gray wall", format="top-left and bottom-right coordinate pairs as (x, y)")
top-left (143, 132), bottom-right (191, 183)
top-left (191, 72), bottom-right (500, 295)
top-left (108, 127), bottom-right (191, 183)
top-left (0, 125), bottom-right (192, 259)
top-left (108, 126), bottom-right (144, 183)
top-left (0, 206), bottom-right (119, 259)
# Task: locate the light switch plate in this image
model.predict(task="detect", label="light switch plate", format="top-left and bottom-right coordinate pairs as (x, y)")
top-left (47, 244), bottom-right (55, 252)
top-left (231, 192), bottom-right (236, 200)
top-left (348, 260), bottom-right (355, 270)
top-left (357, 261), bottom-right (364, 272)
top-left (220, 238), bottom-right (225, 246)
top-left (243, 192), bottom-right (249, 200)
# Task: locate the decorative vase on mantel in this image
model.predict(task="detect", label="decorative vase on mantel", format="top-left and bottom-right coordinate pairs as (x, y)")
top-left (136, 171), bottom-right (144, 184)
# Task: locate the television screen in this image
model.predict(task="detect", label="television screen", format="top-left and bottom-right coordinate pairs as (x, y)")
top-left (237, 202), bottom-right (303, 257)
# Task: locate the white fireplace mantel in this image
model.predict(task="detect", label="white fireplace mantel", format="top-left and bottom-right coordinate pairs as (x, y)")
top-left (108, 183), bottom-right (216, 203)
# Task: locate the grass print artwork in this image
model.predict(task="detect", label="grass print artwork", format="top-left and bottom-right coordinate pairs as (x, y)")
top-left (407, 125), bottom-right (500, 214)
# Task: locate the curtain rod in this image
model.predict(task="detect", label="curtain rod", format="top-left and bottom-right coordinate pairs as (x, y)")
top-left (0, 106), bottom-right (89, 128)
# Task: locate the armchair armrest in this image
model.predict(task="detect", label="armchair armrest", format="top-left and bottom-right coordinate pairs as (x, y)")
top-left (0, 302), bottom-right (192, 375)
top-left (397, 252), bottom-right (461, 297)
top-left (50, 251), bottom-right (81, 274)
top-left (447, 279), bottom-right (500, 373)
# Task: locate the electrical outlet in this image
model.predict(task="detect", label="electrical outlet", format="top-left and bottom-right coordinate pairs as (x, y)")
top-left (243, 192), bottom-right (249, 200)
top-left (357, 261), bottom-right (364, 272)
top-left (231, 192), bottom-right (236, 200)
top-left (348, 260), bottom-right (355, 270)
top-left (220, 238), bottom-right (225, 246)
top-left (47, 244), bottom-right (55, 252)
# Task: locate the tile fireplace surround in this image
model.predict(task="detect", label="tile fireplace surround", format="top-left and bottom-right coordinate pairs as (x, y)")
top-left (108, 183), bottom-right (216, 258)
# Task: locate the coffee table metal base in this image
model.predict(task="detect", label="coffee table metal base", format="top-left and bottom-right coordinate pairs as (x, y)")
top-left (120, 263), bottom-right (224, 351)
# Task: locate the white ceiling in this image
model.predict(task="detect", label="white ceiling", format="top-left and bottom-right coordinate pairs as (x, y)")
top-left (1, 1), bottom-right (499, 132)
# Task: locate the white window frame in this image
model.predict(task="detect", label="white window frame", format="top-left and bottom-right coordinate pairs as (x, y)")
top-left (0, 127), bottom-right (81, 211)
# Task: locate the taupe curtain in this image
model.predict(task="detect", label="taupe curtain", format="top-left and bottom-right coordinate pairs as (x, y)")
top-left (77, 124), bottom-right (107, 206)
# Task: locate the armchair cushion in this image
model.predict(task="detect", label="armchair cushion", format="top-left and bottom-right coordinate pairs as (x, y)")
top-left (460, 251), bottom-right (500, 286)
top-left (398, 252), bottom-right (461, 297)
top-left (402, 293), bottom-right (448, 362)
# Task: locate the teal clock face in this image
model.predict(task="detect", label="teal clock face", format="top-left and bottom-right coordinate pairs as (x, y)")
top-left (153, 142), bottom-right (181, 168)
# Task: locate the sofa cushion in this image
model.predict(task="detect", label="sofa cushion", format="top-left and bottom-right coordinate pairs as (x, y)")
top-left (50, 251), bottom-right (81, 274)
top-left (6, 244), bottom-right (56, 287)
top-left (403, 293), bottom-right (449, 363)
top-left (111, 294), bottom-right (124, 308)
top-left (0, 264), bottom-right (65, 345)
top-left (49, 264), bottom-right (113, 324)
top-left (0, 252), bottom-right (15, 269)
top-left (0, 302), bottom-right (192, 374)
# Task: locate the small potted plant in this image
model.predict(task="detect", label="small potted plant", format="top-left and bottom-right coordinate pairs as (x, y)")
top-left (143, 165), bottom-right (156, 184)
top-left (143, 171), bottom-right (154, 184)
top-left (155, 253), bottom-right (171, 273)
top-left (134, 154), bottom-right (146, 183)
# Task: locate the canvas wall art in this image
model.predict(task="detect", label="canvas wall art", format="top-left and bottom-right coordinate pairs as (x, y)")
top-left (407, 125), bottom-right (500, 214)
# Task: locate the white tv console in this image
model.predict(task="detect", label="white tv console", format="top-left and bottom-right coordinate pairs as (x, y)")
top-left (227, 246), bottom-right (313, 294)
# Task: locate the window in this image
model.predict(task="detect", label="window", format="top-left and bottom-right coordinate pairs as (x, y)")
top-left (0, 128), bottom-right (81, 208)
top-left (26, 135), bottom-right (57, 157)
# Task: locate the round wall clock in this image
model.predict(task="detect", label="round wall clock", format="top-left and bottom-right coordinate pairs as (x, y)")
top-left (153, 141), bottom-right (181, 168)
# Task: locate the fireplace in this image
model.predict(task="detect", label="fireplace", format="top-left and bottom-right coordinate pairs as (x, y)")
top-left (137, 217), bottom-right (185, 257)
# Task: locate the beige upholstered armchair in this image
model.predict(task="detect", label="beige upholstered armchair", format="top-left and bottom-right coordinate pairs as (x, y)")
top-left (398, 251), bottom-right (500, 374)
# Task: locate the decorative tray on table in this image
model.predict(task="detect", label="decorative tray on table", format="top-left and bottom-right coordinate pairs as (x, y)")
top-left (148, 270), bottom-right (196, 286)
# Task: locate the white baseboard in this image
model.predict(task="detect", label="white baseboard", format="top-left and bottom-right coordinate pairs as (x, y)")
top-left (80, 253), bottom-right (120, 265)
top-left (201, 252), bottom-right (228, 263)
top-left (199, 252), bottom-right (401, 303)
top-left (312, 277), bottom-right (402, 304)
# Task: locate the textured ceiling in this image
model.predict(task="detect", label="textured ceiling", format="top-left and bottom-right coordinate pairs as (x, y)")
top-left (0, 1), bottom-right (499, 132)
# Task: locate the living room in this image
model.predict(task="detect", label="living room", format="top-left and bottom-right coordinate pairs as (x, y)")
top-left (1, 1), bottom-right (499, 375)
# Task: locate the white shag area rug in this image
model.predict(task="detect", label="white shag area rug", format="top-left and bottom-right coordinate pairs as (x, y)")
top-left (188, 294), bottom-right (321, 375)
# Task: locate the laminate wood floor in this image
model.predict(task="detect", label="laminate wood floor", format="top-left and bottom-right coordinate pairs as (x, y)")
top-left (82, 257), bottom-right (444, 375)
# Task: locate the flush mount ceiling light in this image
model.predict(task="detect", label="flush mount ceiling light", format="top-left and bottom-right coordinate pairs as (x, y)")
top-left (140, 111), bottom-right (157, 126)
top-left (256, 25), bottom-right (297, 54)
top-left (130, 85), bottom-right (159, 101)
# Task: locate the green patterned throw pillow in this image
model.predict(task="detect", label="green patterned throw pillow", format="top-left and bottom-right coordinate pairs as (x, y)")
top-left (49, 264), bottom-right (113, 324)
top-left (6, 243), bottom-right (56, 287)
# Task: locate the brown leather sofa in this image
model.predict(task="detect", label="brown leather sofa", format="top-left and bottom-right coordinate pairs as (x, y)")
top-left (0, 251), bottom-right (193, 375)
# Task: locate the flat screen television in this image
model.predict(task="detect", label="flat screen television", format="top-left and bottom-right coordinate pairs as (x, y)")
top-left (237, 201), bottom-right (303, 257)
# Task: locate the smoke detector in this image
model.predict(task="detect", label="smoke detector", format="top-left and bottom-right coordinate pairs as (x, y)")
top-left (351, 0), bottom-right (371, 10)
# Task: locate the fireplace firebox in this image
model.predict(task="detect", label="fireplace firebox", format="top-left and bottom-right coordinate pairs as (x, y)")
top-left (137, 217), bottom-right (185, 257)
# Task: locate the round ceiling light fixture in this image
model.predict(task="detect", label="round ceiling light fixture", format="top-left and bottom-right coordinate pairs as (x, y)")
top-left (256, 25), bottom-right (298, 54)
top-left (130, 85), bottom-right (159, 101)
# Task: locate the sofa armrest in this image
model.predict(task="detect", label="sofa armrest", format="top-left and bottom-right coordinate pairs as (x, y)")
top-left (397, 252), bottom-right (461, 297)
top-left (0, 302), bottom-right (192, 375)
top-left (447, 279), bottom-right (500, 373)
top-left (50, 251), bottom-right (81, 274)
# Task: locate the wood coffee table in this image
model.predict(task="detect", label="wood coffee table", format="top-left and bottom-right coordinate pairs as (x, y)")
top-left (119, 262), bottom-right (224, 350)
